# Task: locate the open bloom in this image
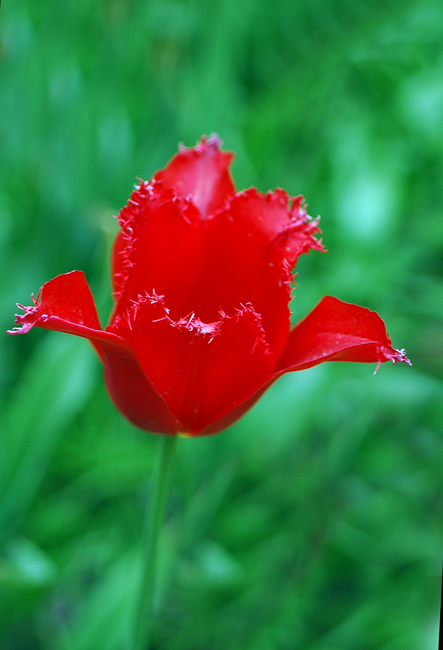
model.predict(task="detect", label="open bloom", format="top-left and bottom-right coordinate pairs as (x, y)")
top-left (9, 136), bottom-right (410, 435)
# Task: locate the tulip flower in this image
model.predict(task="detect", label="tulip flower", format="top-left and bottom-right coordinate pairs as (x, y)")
top-left (9, 135), bottom-right (410, 436)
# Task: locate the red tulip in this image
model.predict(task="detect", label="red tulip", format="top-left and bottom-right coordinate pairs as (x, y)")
top-left (9, 136), bottom-right (410, 435)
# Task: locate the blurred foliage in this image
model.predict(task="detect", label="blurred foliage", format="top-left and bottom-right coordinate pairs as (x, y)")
top-left (1, 0), bottom-right (442, 648)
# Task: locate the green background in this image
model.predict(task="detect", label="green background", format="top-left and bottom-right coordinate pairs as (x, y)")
top-left (1, 0), bottom-right (442, 648)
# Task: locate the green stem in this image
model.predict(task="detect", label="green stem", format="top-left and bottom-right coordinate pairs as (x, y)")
top-left (133, 434), bottom-right (178, 650)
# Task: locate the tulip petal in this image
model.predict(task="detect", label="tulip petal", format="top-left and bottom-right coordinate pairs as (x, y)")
top-left (111, 189), bottom-right (207, 323)
top-left (9, 271), bottom-right (182, 434)
top-left (99, 341), bottom-right (182, 434)
top-left (194, 189), bottom-right (323, 357)
top-left (111, 137), bottom-right (236, 313)
top-left (9, 271), bottom-right (104, 343)
top-left (276, 295), bottom-right (411, 372)
top-left (154, 134), bottom-right (236, 218)
top-left (109, 292), bottom-right (275, 434)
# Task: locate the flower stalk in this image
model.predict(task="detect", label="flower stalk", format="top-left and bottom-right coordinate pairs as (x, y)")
top-left (133, 434), bottom-right (178, 650)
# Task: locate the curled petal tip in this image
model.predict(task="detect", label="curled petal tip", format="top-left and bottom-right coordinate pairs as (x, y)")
top-left (382, 345), bottom-right (411, 366)
top-left (373, 347), bottom-right (411, 374)
top-left (392, 347), bottom-right (412, 366)
top-left (203, 133), bottom-right (223, 147)
top-left (179, 134), bottom-right (223, 153)
top-left (7, 325), bottom-right (24, 335)
top-left (7, 303), bottom-right (38, 335)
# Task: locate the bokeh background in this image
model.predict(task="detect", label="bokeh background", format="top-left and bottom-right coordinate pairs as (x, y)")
top-left (1, 0), bottom-right (443, 648)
